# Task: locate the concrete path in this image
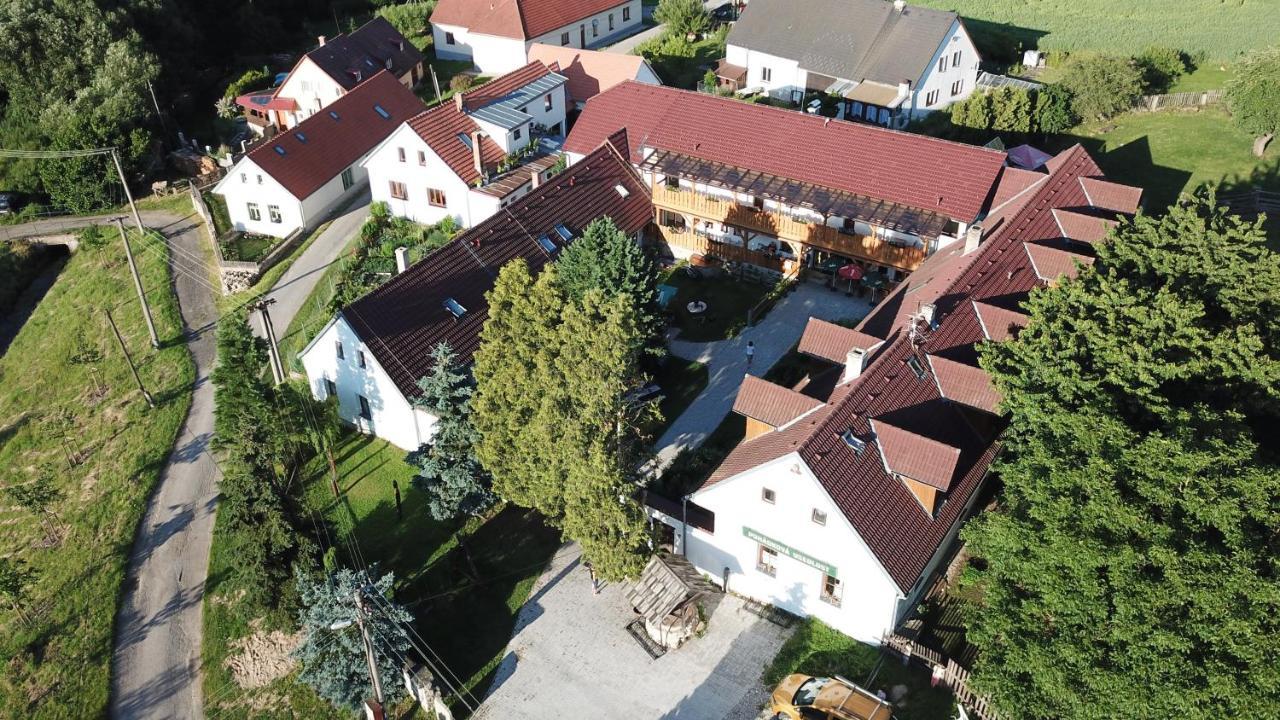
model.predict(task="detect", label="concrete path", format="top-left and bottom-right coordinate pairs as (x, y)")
top-left (251, 189), bottom-right (371, 342)
top-left (652, 282), bottom-right (870, 471)
top-left (473, 543), bottom-right (793, 720)
top-left (109, 210), bottom-right (222, 720)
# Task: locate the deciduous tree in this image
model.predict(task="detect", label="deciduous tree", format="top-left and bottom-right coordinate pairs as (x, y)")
top-left (654, 0), bottom-right (711, 36)
top-left (964, 191), bottom-right (1280, 718)
top-left (1033, 84), bottom-right (1076, 134)
top-left (407, 342), bottom-right (494, 520)
top-left (1061, 54), bottom-right (1143, 120)
top-left (0, 557), bottom-right (35, 626)
top-left (1225, 46), bottom-right (1280, 157)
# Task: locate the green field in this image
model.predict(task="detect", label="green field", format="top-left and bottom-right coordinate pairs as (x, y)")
top-left (914, 0), bottom-right (1280, 58)
top-left (0, 230), bottom-right (194, 717)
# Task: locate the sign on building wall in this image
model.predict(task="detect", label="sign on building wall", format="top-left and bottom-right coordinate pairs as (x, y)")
top-left (742, 526), bottom-right (838, 577)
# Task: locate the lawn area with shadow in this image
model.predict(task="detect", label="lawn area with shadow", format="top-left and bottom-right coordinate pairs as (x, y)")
top-left (661, 267), bottom-right (772, 342)
top-left (641, 357), bottom-right (709, 443)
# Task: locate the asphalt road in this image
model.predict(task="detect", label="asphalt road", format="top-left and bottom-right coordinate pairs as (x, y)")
top-left (108, 209), bottom-right (221, 720)
top-left (251, 189), bottom-right (371, 343)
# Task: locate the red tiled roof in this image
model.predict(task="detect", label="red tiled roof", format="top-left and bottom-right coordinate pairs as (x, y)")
top-left (527, 44), bottom-right (654, 104)
top-left (339, 136), bottom-right (652, 399)
top-left (701, 144), bottom-right (1142, 590)
top-left (306, 17), bottom-right (425, 90)
top-left (1052, 208), bottom-right (1118, 245)
top-left (972, 300), bottom-right (1028, 342)
top-left (566, 82), bottom-right (1007, 222)
top-left (236, 90), bottom-right (298, 112)
top-left (1025, 242), bottom-right (1094, 282)
top-left (1080, 177), bottom-right (1142, 216)
top-left (733, 375), bottom-right (824, 428)
top-left (797, 318), bottom-right (884, 363)
top-left (431, 0), bottom-right (629, 40)
top-left (244, 71), bottom-right (424, 199)
top-left (404, 62), bottom-right (556, 185)
top-left (990, 166), bottom-right (1045, 209)
top-left (869, 418), bottom-right (962, 491)
top-left (927, 353), bottom-right (1002, 414)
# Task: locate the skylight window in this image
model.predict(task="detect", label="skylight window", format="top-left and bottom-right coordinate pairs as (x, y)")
top-left (374, 104), bottom-right (391, 120)
top-left (907, 355), bottom-right (927, 380)
top-left (329, 110), bottom-right (340, 121)
top-left (614, 184), bottom-right (630, 198)
top-left (841, 429), bottom-right (866, 456)
top-left (536, 234), bottom-right (557, 254)
top-left (273, 145), bottom-right (286, 156)
top-left (457, 133), bottom-right (473, 149)
top-left (554, 224), bottom-right (573, 242)
top-left (443, 298), bottom-right (467, 319)
top-left (295, 132), bottom-right (307, 143)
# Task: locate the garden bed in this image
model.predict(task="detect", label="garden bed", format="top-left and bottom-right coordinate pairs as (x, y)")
top-left (218, 232), bottom-right (275, 263)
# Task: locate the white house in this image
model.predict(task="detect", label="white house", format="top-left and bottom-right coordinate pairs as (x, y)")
top-left (430, 0), bottom-right (643, 74)
top-left (214, 71), bottom-right (425, 239)
top-left (648, 145), bottom-right (1142, 643)
top-left (300, 135), bottom-right (653, 449)
top-left (362, 61), bottom-right (569, 228)
top-left (236, 17), bottom-right (425, 134)
top-left (721, 0), bottom-right (980, 127)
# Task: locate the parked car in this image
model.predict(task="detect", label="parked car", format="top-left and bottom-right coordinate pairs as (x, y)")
top-left (769, 674), bottom-right (893, 720)
top-left (711, 3), bottom-right (737, 22)
top-left (0, 192), bottom-right (19, 215)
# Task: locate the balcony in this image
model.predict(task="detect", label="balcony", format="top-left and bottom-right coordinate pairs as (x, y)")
top-left (651, 184), bottom-right (927, 272)
top-left (652, 225), bottom-right (797, 277)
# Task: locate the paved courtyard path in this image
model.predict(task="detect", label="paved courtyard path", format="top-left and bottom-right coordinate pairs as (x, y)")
top-left (652, 282), bottom-right (870, 471)
top-left (473, 543), bottom-right (793, 720)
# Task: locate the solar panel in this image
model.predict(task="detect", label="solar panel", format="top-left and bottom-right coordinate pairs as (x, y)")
top-left (536, 234), bottom-right (557, 254)
top-left (443, 298), bottom-right (467, 319)
top-left (554, 224), bottom-right (573, 242)
top-left (374, 104), bottom-right (391, 120)
top-left (841, 429), bottom-right (866, 455)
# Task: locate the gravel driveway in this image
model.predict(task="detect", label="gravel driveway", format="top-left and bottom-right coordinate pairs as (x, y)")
top-left (474, 543), bottom-right (793, 720)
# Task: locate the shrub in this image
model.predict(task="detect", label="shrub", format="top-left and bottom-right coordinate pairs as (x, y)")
top-left (1034, 84), bottom-right (1077, 134)
top-left (1135, 46), bottom-right (1188, 93)
top-left (1061, 54), bottom-right (1143, 119)
top-left (654, 0), bottom-right (710, 36)
top-left (449, 73), bottom-right (474, 92)
top-left (223, 67), bottom-right (271, 101)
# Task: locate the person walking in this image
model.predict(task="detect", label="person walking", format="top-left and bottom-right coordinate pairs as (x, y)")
top-left (745, 341), bottom-right (755, 367)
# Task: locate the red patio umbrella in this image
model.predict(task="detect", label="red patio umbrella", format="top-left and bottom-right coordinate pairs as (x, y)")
top-left (836, 263), bottom-right (864, 281)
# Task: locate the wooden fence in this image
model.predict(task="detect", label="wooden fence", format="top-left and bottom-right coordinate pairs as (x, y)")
top-left (881, 632), bottom-right (1002, 720)
top-left (1218, 187), bottom-right (1280, 219)
top-left (1132, 89), bottom-right (1223, 112)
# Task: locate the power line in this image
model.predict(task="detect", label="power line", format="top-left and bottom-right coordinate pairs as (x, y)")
top-left (362, 588), bottom-right (480, 712)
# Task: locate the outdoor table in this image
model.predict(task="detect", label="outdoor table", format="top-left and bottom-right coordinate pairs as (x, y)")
top-left (687, 301), bottom-right (708, 315)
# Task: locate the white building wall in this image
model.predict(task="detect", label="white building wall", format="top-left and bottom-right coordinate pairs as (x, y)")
top-left (300, 315), bottom-right (439, 451)
top-left (365, 125), bottom-right (483, 226)
top-left (686, 454), bottom-right (905, 644)
top-left (215, 158), bottom-right (305, 238)
top-left (728, 45), bottom-right (806, 101)
top-left (525, 0), bottom-right (643, 52)
top-left (907, 20), bottom-right (980, 118)
top-left (276, 58), bottom-right (347, 128)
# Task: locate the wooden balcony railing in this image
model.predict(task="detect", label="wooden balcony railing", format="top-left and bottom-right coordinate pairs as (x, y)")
top-left (652, 225), bottom-right (798, 277)
top-left (651, 184), bottom-right (927, 272)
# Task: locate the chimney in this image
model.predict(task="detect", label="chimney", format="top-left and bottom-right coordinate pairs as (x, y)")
top-left (454, 92), bottom-right (465, 112)
top-left (963, 223), bottom-right (983, 254)
top-left (395, 246), bottom-right (409, 274)
top-left (893, 0), bottom-right (906, 11)
top-left (898, 80), bottom-right (911, 97)
top-left (318, 35), bottom-right (327, 46)
top-left (919, 302), bottom-right (936, 327)
top-left (530, 169), bottom-right (542, 189)
top-left (843, 347), bottom-right (869, 384)
top-left (471, 130), bottom-right (484, 178)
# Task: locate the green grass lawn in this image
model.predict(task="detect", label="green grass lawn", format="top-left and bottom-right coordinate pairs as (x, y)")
top-left (634, 31), bottom-right (726, 90)
top-left (204, 432), bottom-right (562, 718)
top-left (1043, 107), bottom-right (1278, 213)
top-left (219, 233), bottom-right (275, 263)
top-left (911, 0), bottom-right (1275, 58)
top-left (1169, 63), bottom-right (1232, 93)
top-left (661, 268), bottom-right (771, 342)
top-left (765, 619), bottom-right (957, 720)
top-left (0, 229), bottom-right (194, 718)
top-left (642, 358), bottom-right (709, 442)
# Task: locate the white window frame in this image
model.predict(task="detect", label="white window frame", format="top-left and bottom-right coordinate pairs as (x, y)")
top-left (761, 487), bottom-right (776, 504)
top-left (821, 574), bottom-right (843, 607)
top-left (246, 202), bottom-right (261, 221)
top-left (268, 204), bottom-right (281, 223)
top-left (757, 544), bottom-right (778, 577)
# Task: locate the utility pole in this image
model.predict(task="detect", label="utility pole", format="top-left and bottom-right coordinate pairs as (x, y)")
top-left (117, 218), bottom-right (159, 349)
top-left (430, 65), bottom-right (442, 105)
top-left (146, 81), bottom-right (171, 146)
top-left (106, 308), bottom-right (155, 408)
top-left (110, 149), bottom-right (147, 239)
top-left (353, 588), bottom-right (385, 705)
top-left (253, 298), bottom-right (286, 385)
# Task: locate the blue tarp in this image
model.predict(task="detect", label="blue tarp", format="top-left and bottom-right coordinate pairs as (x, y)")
top-left (657, 284), bottom-right (678, 308)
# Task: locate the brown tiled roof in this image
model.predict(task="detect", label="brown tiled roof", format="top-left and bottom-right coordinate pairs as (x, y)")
top-left (990, 166), bottom-right (1045, 209)
top-left (431, 0), bottom-right (629, 40)
top-left (527, 44), bottom-right (655, 104)
top-left (700, 144), bottom-right (1142, 590)
top-left (927, 353), bottom-right (1001, 414)
top-left (797, 318), bottom-right (884, 363)
top-left (245, 71), bottom-right (424, 200)
top-left (971, 300), bottom-right (1028, 342)
top-left (1025, 241), bottom-right (1094, 282)
top-left (405, 62), bottom-right (558, 185)
top-left (339, 136), bottom-right (652, 398)
top-left (306, 17), bottom-right (424, 90)
top-left (566, 82), bottom-right (1007, 222)
top-left (1052, 208), bottom-right (1118, 245)
top-left (733, 375), bottom-right (825, 428)
top-left (869, 417), bottom-right (962, 490)
top-left (1080, 176), bottom-right (1142, 215)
